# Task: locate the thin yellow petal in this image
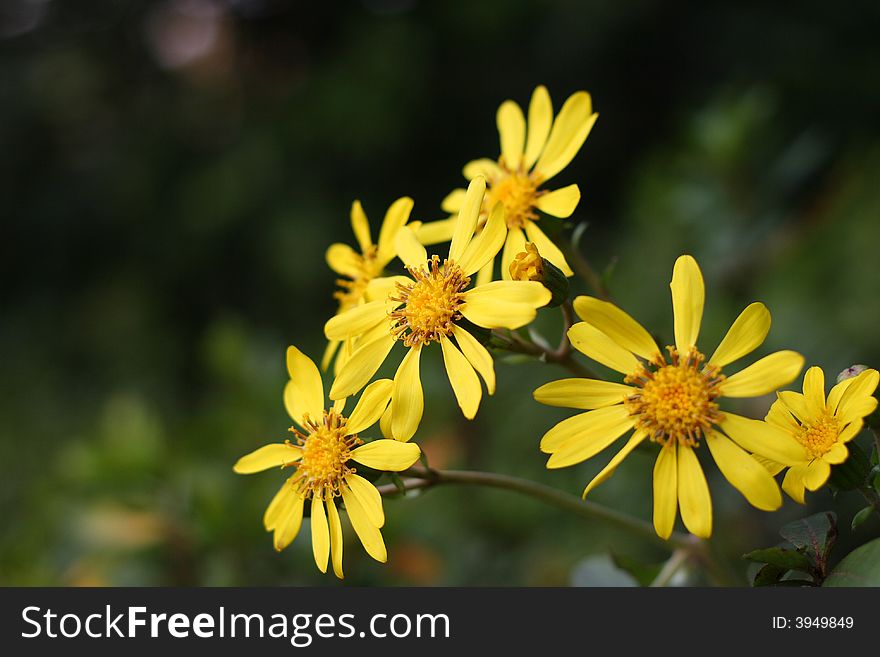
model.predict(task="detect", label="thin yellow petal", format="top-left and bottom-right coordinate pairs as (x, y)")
top-left (453, 326), bottom-right (495, 395)
top-left (379, 403), bottom-right (393, 440)
top-left (803, 459), bottom-right (831, 491)
top-left (346, 378), bottom-right (393, 435)
top-left (567, 321), bottom-right (640, 375)
top-left (311, 496), bottom-right (330, 573)
top-left (461, 281), bottom-right (550, 329)
top-left (677, 444), bottom-right (712, 538)
top-left (394, 225), bottom-right (428, 270)
top-left (414, 216), bottom-right (456, 246)
top-left (523, 85), bottom-right (553, 169)
top-left (324, 300), bottom-right (389, 341)
top-left (264, 479), bottom-right (296, 530)
top-left (523, 220), bottom-right (573, 276)
top-left (534, 378), bottom-right (632, 410)
top-left (325, 498), bottom-right (344, 579)
top-left (341, 485), bottom-right (387, 563)
top-left (441, 189), bottom-right (466, 214)
top-left (376, 196), bottom-right (414, 264)
top-left (476, 258), bottom-right (494, 286)
top-left (534, 184), bottom-right (580, 218)
top-left (705, 430), bottom-right (782, 511)
top-left (273, 493), bottom-right (305, 551)
top-left (351, 438), bottom-right (420, 471)
top-left (837, 396), bottom-right (878, 426)
top-left (777, 391), bottom-right (810, 423)
top-left (765, 398), bottom-right (799, 431)
top-left (463, 158), bottom-right (502, 181)
top-left (329, 333), bottom-right (396, 400)
top-left (653, 442), bottom-right (678, 540)
top-left (497, 100), bottom-right (525, 170)
top-left (670, 255), bottom-right (704, 353)
top-left (391, 344), bottom-right (423, 441)
top-left (234, 443), bottom-right (302, 474)
top-left (782, 466), bottom-right (807, 504)
top-left (344, 474), bottom-right (384, 527)
top-left (440, 335), bottom-right (482, 419)
top-left (500, 226), bottom-right (527, 281)
top-left (836, 368), bottom-right (880, 425)
top-left (350, 200), bottom-right (372, 254)
top-left (326, 243), bottom-right (361, 277)
top-left (753, 454), bottom-right (786, 476)
top-left (721, 351), bottom-right (805, 398)
top-left (708, 302), bottom-right (771, 367)
top-left (838, 419), bottom-right (863, 443)
top-left (823, 441), bottom-right (848, 465)
top-left (541, 404), bottom-right (634, 452)
top-left (449, 177), bottom-right (486, 262)
top-left (802, 366), bottom-right (826, 417)
top-left (533, 91), bottom-right (596, 181)
top-left (573, 296), bottom-right (659, 361)
top-left (582, 431), bottom-right (647, 498)
top-left (285, 345), bottom-right (325, 424)
top-left (720, 413), bottom-right (807, 465)
top-left (458, 201), bottom-right (506, 276)
top-left (321, 339), bottom-right (340, 372)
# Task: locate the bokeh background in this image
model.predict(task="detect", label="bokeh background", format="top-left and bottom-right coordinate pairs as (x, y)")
top-left (2, 0), bottom-right (879, 586)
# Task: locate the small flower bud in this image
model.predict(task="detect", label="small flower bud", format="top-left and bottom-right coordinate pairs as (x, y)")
top-left (837, 364), bottom-right (868, 383)
top-left (509, 242), bottom-right (569, 307)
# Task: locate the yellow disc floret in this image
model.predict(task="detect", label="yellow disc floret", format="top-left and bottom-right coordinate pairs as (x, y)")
top-left (794, 413), bottom-right (840, 459)
top-left (389, 255), bottom-right (470, 347)
top-left (486, 171), bottom-right (541, 229)
top-left (289, 409), bottom-right (361, 500)
top-left (624, 346), bottom-right (726, 447)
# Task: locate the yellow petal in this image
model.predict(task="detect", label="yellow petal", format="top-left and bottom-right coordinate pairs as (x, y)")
top-left (582, 430), bottom-right (647, 498)
top-left (475, 258), bottom-right (494, 286)
top-left (836, 368), bottom-right (880, 425)
top-left (364, 275), bottom-right (410, 302)
top-left (263, 479), bottom-right (296, 530)
top-left (394, 225), bottom-right (428, 270)
top-left (782, 466), bottom-right (807, 504)
top-left (461, 281), bottom-right (550, 329)
top-left (708, 302), bottom-right (771, 367)
top-left (458, 201), bottom-right (506, 276)
top-left (802, 366), bottom-right (826, 417)
top-left (765, 398), bottom-right (798, 431)
top-left (449, 177), bottom-right (486, 262)
top-left (838, 419), bottom-right (863, 444)
top-left (567, 321), bottom-right (640, 375)
top-left (333, 396), bottom-right (346, 414)
top-left (379, 403), bottom-right (393, 440)
top-left (391, 345), bottom-right (423, 441)
top-left (344, 474), bottom-right (384, 527)
top-left (670, 255), bottom-right (704, 353)
top-left (705, 430), bottom-right (782, 511)
top-left (463, 158), bottom-right (502, 181)
top-left (753, 454), bottom-right (786, 476)
top-left (272, 492), bottom-right (305, 551)
top-left (351, 438), bottom-right (420, 471)
top-left (827, 376), bottom-right (856, 414)
top-left (414, 216), bottom-right (456, 246)
top-left (533, 91), bottom-right (596, 181)
top-left (541, 403), bottom-right (634, 452)
top-left (653, 442), bottom-right (678, 540)
top-left (823, 441), bottom-right (849, 464)
top-left (346, 378), bottom-right (393, 434)
top-left (440, 335), bottom-right (482, 419)
top-left (721, 351), bottom-right (805, 398)
top-left (311, 496), bottom-right (330, 573)
top-left (441, 189), bottom-right (466, 214)
top-left (453, 326), bottom-right (496, 395)
top-left (326, 243), bottom-right (361, 277)
top-left (719, 413), bottom-right (807, 465)
top-left (321, 339), bottom-right (340, 372)
top-left (837, 396), bottom-right (878, 426)
top-left (677, 444), bottom-right (712, 538)
top-left (329, 333), bottom-right (396, 400)
top-left (325, 300), bottom-right (389, 341)
top-left (341, 485), bottom-right (387, 563)
top-left (350, 200), bottom-right (372, 254)
top-left (497, 99), bottom-right (525, 171)
top-left (777, 391), bottom-right (811, 423)
top-left (500, 226), bottom-right (527, 281)
top-left (533, 378), bottom-right (632, 410)
top-left (803, 459), bottom-right (831, 491)
top-left (325, 498), bottom-right (344, 579)
top-left (573, 296), bottom-right (659, 361)
top-left (523, 220), bottom-right (573, 276)
top-left (376, 196), bottom-right (414, 265)
top-left (523, 85), bottom-right (553, 169)
top-left (535, 184), bottom-right (580, 218)
top-left (233, 443), bottom-right (302, 474)
top-left (285, 345), bottom-right (325, 424)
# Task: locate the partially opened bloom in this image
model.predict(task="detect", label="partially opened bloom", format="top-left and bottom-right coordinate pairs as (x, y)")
top-left (323, 197), bottom-right (415, 373)
top-left (417, 85), bottom-right (597, 283)
top-left (325, 177), bottom-right (552, 441)
top-left (533, 255), bottom-right (806, 539)
top-left (233, 346), bottom-right (420, 578)
top-left (761, 366), bottom-right (879, 503)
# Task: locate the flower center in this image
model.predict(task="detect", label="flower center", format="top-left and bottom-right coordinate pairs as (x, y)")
top-left (794, 413), bottom-right (840, 459)
top-left (334, 245), bottom-right (379, 311)
top-left (289, 409), bottom-right (361, 499)
top-left (486, 171), bottom-right (540, 229)
top-left (389, 255), bottom-right (470, 347)
top-left (624, 347), bottom-right (726, 447)
top-left (509, 242), bottom-right (544, 281)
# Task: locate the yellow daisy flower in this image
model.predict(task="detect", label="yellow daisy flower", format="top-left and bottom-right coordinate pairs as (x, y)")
top-left (761, 366), bottom-right (879, 503)
top-left (233, 345), bottom-right (420, 578)
top-left (325, 177), bottom-right (552, 441)
top-left (533, 255), bottom-right (806, 539)
top-left (417, 85), bottom-right (598, 283)
top-left (323, 197), bottom-right (416, 374)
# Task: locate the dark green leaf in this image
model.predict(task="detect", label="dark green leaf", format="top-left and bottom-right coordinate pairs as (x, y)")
top-left (829, 441), bottom-right (870, 490)
top-left (774, 579), bottom-right (816, 587)
top-left (851, 506), bottom-right (874, 531)
top-left (779, 512), bottom-right (836, 563)
top-left (387, 472), bottom-right (407, 496)
top-left (753, 563), bottom-right (786, 587)
top-left (743, 547), bottom-right (813, 573)
top-left (824, 538), bottom-right (880, 586)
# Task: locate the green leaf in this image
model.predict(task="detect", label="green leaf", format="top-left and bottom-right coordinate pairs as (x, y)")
top-left (388, 472), bottom-right (407, 496)
top-left (851, 506), bottom-right (874, 531)
top-left (779, 512), bottom-right (836, 564)
top-left (753, 563), bottom-right (786, 587)
top-left (823, 538), bottom-right (880, 587)
top-left (743, 547), bottom-right (813, 573)
top-left (828, 441), bottom-right (870, 490)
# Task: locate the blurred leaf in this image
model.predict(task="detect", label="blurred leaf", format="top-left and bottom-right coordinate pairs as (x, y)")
top-left (611, 553), bottom-right (663, 587)
top-left (851, 506), bottom-right (874, 531)
top-left (779, 512), bottom-right (836, 566)
top-left (823, 538), bottom-right (880, 587)
top-left (829, 441), bottom-right (870, 491)
top-left (743, 547), bottom-right (812, 573)
top-left (753, 563), bottom-right (786, 587)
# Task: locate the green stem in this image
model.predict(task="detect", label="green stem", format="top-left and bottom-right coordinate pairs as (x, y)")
top-left (560, 242), bottom-right (611, 301)
top-left (649, 547), bottom-right (689, 587)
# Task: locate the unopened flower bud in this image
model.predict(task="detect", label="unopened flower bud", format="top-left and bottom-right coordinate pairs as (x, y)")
top-left (509, 242), bottom-right (569, 307)
top-left (837, 364), bottom-right (868, 383)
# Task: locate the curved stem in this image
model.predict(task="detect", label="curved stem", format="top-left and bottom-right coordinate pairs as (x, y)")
top-left (649, 547), bottom-right (690, 587)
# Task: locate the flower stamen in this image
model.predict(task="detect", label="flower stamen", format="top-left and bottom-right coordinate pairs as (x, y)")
top-left (288, 409), bottom-right (361, 501)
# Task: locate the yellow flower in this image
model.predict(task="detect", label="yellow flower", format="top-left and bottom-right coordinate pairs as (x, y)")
top-left (509, 242), bottom-right (544, 282)
top-left (761, 366), bottom-right (879, 503)
top-left (233, 345), bottom-right (420, 578)
top-left (323, 197), bottom-right (416, 374)
top-left (533, 255), bottom-right (806, 539)
top-left (416, 85), bottom-right (597, 284)
top-left (325, 177), bottom-right (552, 441)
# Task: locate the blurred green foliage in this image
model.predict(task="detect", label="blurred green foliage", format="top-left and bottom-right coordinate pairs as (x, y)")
top-left (1, 0), bottom-right (878, 586)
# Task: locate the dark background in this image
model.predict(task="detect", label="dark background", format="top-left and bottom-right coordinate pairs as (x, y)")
top-left (1, 0), bottom-right (878, 585)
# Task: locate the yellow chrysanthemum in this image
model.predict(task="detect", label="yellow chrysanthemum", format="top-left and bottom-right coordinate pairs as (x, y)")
top-left (760, 366), bottom-right (879, 503)
top-left (325, 177), bottom-right (552, 441)
top-left (533, 255), bottom-right (806, 539)
top-left (323, 197), bottom-right (416, 374)
top-left (416, 85), bottom-right (597, 284)
top-left (233, 345), bottom-right (420, 578)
